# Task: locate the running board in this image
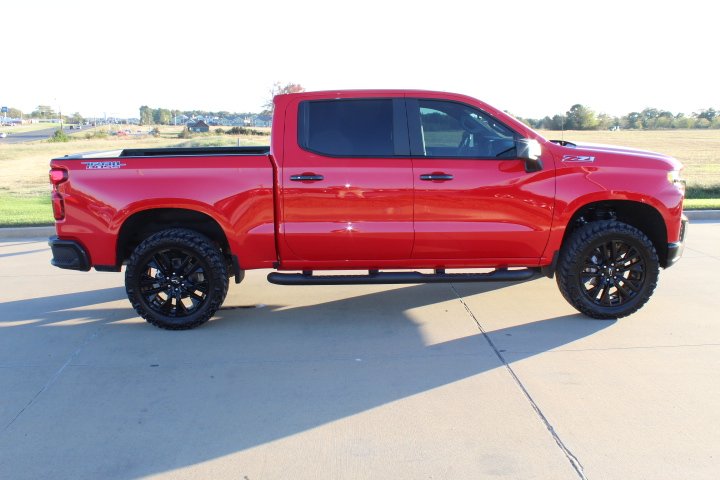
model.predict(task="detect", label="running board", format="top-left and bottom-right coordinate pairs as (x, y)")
top-left (267, 268), bottom-right (540, 286)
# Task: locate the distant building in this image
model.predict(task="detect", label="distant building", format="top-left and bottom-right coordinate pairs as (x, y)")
top-left (188, 120), bottom-right (209, 133)
top-left (253, 115), bottom-right (272, 127)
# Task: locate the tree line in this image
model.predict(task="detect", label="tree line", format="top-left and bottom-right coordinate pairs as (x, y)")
top-left (517, 104), bottom-right (720, 130)
top-left (138, 106), bottom-right (260, 126)
top-left (138, 83), bottom-right (306, 125)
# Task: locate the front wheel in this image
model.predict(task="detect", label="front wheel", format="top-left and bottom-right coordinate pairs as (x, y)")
top-left (125, 229), bottom-right (229, 330)
top-left (556, 220), bottom-right (659, 319)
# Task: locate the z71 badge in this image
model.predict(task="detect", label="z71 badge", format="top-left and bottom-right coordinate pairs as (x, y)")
top-left (562, 155), bottom-right (595, 163)
top-left (81, 161), bottom-right (127, 169)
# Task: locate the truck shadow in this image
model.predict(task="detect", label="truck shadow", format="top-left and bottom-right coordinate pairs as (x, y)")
top-left (0, 281), bottom-right (614, 479)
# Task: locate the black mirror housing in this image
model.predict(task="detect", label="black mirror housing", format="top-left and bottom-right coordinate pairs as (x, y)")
top-left (517, 139), bottom-right (543, 172)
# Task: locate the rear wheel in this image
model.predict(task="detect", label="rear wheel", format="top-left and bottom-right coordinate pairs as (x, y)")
top-left (125, 229), bottom-right (229, 330)
top-left (556, 220), bottom-right (659, 319)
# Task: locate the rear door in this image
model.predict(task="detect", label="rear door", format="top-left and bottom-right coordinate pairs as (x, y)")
top-left (409, 98), bottom-right (554, 262)
top-left (280, 95), bottom-right (414, 262)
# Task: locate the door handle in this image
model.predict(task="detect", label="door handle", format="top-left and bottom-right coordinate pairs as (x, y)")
top-left (420, 173), bottom-right (454, 181)
top-left (290, 174), bottom-right (324, 182)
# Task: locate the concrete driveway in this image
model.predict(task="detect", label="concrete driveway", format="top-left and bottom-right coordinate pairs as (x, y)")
top-left (0, 222), bottom-right (718, 479)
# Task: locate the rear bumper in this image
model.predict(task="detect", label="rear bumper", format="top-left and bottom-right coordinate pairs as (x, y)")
top-left (48, 236), bottom-right (90, 271)
top-left (665, 215), bottom-right (688, 268)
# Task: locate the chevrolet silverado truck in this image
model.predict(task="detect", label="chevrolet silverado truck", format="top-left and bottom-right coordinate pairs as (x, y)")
top-left (48, 90), bottom-right (688, 329)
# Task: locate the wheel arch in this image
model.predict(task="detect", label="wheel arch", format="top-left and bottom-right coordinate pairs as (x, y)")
top-left (561, 200), bottom-right (669, 267)
top-left (117, 208), bottom-right (231, 267)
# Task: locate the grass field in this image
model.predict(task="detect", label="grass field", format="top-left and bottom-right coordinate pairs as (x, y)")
top-left (0, 195), bottom-right (53, 226)
top-left (0, 128), bottom-right (718, 226)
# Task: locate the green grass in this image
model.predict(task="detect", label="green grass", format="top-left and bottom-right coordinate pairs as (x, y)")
top-left (684, 198), bottom-right (720, 210)
top-left (686, 184), bottom-right (720, 199)
top-left (0, 195), bottom-right (54, 226)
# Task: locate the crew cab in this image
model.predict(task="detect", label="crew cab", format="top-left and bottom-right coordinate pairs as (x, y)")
top-left (48, 90), bottom-right (687, 329)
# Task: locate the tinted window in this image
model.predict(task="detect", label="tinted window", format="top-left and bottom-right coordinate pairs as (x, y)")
top-left (418, 100), bottom-right (516, 158)
top-left (299, 99), bottom-right (395, 156)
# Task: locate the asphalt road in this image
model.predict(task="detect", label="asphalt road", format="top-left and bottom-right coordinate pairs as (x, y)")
top-left (0, 125), bottom-right (80, 144)
top-left (0, 222), bottom-right (718, 479)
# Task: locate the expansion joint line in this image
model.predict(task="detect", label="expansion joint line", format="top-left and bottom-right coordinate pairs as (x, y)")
top-left (450, 285), bottom-right (588, 480)
top-left (2, 328), bottom-right (102, 433)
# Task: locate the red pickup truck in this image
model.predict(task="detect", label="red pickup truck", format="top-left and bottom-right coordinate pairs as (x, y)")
top-left (49, 90), bottom-right (687, 329)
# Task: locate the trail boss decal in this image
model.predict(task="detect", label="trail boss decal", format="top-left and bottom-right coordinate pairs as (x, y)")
top-left (81, 161), bottom-right (126, 169)
top-left (562, 155), bottom-right (595, 163)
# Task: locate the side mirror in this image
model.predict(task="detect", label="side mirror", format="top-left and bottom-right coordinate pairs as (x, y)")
top-left (517, 138), bottom-right (543, 173)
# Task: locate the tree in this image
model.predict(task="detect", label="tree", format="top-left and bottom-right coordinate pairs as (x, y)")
top-left (565, 104), bottom-right (598, 130)
top-left (139, 106), bottom-right (153, 125)
top-left (7, 107), bottom-right (23, 119)
top-left (621, 112), bottom-right (642, 129)
top-left (695, 108), bottom-right (717, 122)
top-left (152, 108), bottom-right (172, 125)
top-left (672, 114), bottom-right (694, 129)
top-left (70, 112), bottom-right (84, 124)
top-left (596, 113), bottom-right (617, 130)
top-left (32, 105), bottom-right (56, 119)
top-left (262, 82), bottom-right (305, 114)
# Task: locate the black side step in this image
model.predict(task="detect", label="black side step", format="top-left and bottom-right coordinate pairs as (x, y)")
top-left (267, 268), bottom-right (540, 286)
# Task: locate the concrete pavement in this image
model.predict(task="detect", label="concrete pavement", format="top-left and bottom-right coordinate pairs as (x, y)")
top-left (0, 223), bottom-right (718, 479)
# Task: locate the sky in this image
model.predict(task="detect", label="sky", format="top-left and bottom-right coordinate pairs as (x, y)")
top-left (2, 0), bottom-right (717, 120)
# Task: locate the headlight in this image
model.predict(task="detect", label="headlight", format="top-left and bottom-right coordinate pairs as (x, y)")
top-left (667, 170), bottom-right (686, 195)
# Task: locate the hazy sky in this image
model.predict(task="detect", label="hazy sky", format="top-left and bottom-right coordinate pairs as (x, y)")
top-left (3, 0), bottom-right (717, 119)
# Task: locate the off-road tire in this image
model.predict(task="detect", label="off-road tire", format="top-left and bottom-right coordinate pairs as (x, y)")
top-left (125, 229), bottom-right (229, 330)
top-left (556, 220), bottom-right (659, 319)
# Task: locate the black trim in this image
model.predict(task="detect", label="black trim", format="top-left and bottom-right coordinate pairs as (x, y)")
top-left (666, 242), bottom-right (684, 267)
top-left (665, 215), bottom-right (688, 268)
top-left (232, 255), bottom-right (245, 284)
top-left (406, 99), bottom-right (425, 156)
top-left (267, 268), bottom-right (540, 286)
top-left (393, 98), bottom-right (411, 156)
top-left (118, 146), bottom-right (270, 157)
top-left (48, 236), bottom-right (90, 271)
top-left (94, 265), bottom-right (121, 272)
top-left (420, 173), bottom-right (454, 181)
top-left (290, 174), bottom-right (324, 182)
top-left (541, 250), bottom-right (559, 278)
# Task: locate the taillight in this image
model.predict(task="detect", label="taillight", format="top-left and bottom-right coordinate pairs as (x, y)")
top-left (49, 167), bottom-right (69, 221)
top-left (50, 168), bottom-right (68, 185)
top-left (52, 192), bottom-right (65, 220)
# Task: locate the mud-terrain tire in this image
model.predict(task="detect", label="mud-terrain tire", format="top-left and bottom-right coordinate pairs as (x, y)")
top-left (125, 229), bottom-right (229, 330)
top-left (556, 220), bottom-right (659, 319)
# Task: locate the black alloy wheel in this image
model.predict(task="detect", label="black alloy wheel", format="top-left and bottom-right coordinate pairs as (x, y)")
top-left (579, 239), bottom-right (647, 307)
top-left (556, 220), bottom-right (659, 319)
top-left (126, 229), bottom-right (229, 330)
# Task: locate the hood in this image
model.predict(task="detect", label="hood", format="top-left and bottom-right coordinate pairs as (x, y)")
top-left (550, 140), bottom-right (682, 170)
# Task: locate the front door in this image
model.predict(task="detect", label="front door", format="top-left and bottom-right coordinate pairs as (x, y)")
top-left (408, 99), bottom-right (554, 262)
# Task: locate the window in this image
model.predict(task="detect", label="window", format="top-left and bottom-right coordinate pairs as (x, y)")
top-left (298, 99), bottom-right (397, 157)
top-left (417, 100), bottom-right (517, 158)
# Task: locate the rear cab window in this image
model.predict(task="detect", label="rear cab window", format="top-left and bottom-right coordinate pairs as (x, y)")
top-left (298, 99), bottom-right (409, 157)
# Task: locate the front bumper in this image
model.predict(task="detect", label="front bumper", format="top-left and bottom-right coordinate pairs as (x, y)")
top-left (48, 236), bottom-right (90, 271)
top-left (665, 214), bottom-right (688, 268)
